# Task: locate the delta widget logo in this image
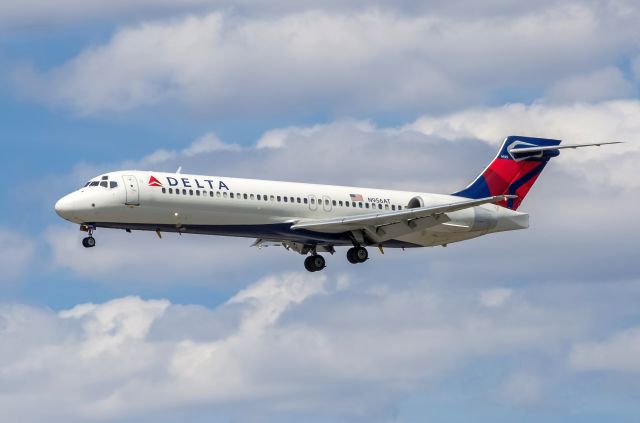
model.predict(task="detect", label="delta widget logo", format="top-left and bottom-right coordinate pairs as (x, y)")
top-left (148, 175), bottom-right (163, 187)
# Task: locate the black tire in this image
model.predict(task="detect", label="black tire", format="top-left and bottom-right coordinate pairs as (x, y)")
top-left (346, 248), bottom-right (359, 264)
top-left (354, 247), bottom-right (368, 263)
top-left (304, 256), bottom-right (316, 272)
top-left (311, 255), bottom-right (326, 271)
top-left (82, 236), bottom-right (96, 248)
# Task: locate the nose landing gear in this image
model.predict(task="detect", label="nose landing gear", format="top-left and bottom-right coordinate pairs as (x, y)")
top-left (80, 224), bottom-right (96, 248)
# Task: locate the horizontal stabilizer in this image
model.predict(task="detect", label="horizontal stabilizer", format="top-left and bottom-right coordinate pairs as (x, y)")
top-left (509, 141), bottom-right (623, 154)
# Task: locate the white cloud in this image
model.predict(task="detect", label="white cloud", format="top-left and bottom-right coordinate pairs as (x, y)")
top-left (480, 288), bottom-right (512, 307)
top-left (0, 228), bottom-right (37, 283)
top-left (545, 67), bottom-right (635, 103)
top-left (137, 133), bottom-right (241, 166)
top-left (12, 5), bottom-right (640, 117)
top-left (43, 224), bottom-right (292, 284)
top-left (570, 327), bottom-right (640, 372)
top-left (0, 272), bottom-right (591, 422)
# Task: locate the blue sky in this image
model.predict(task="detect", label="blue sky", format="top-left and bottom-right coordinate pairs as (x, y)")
top-left (1, 1), bottom-right (640, 422)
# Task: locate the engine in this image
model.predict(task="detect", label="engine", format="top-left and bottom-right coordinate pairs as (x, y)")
top-left (407, 196), bottom-right (424, 209)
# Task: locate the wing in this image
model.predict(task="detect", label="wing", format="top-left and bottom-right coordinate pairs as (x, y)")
top-left (290, 195), bottom-right (514, 243)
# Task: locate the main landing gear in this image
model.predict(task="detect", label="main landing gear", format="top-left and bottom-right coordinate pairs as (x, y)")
top-left (346, 246), bottom-right (368, 264)
top-left (302, 246), bottom-right (370, 272)
top-left (304, 255), bottom-right (326, 272)
top-left (81, 225), bottom-right (96, 248)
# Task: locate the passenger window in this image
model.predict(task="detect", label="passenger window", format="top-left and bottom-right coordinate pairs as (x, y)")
top-left (168, 188), bottom-right (173, 194)
top-left (230, 193), bottom-right (234, 198)
top-left (345, 202), bottom-right (349, 207)
top-left (162, 188), bottom-right (166, 193)
top-left (210, 191), bottom-right (214, 197)
top-left (385, 204), bottom-right (389, 210)
top-left (359, 202), bottom-right (363, 208)
top-left (244, 194), bottom-right (248, 200)
top-left (270, 195), bottom-right (275, 201)
top-left (392, 205), bottom-right (396, 210)
top-left (100, 181), bottom-right (108, 188)
top-left (264, 196), bottom-right (268, 201)
top-left (216, 192), bottom-right (221, 198)
top-left (378, 204), bottom-right (382, 210)
top-left (183, 189), bottom-right (187, 195)
top-left (277, 196), bottom-right (282, 202)
top-left (398, 205), bottom-right (402, 210)
top-left (332, 200), bottom-right (337, 206)
top-left (310, 198), bottom-right (315, 205)
top-left (197, 190), bottom-right (202, 196)
top-left (223, 192), bottom-right (228, 198)
top-left (284, 197), bottom-right (288, 202)
top-left (339, 201), bottom-right (343, 206)
top-left (365, 203), bottom-right (369, 209)
top-left (250, 194), bottom-right (255, 200)
top-left (297, 197), bottom-right (301, 203)
top-left (325, 199), bottom-right (330, 206)
top-left (304, 198), bottom-right (308, 204)
top-left (110, 181), bottom-right (118, 188)
top-left (257, 195), bottom-right (261, 200)
top-left (290, 197), bottom-right (294, 203)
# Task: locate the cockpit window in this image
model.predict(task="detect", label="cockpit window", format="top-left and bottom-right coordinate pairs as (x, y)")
top-left (89, 181), bottom-right (100, 187)
top-left (110, 181), bottom-right (118, 188)
top-left (84, 182), bottom-right (91, 187)
top-left (100, 181), bottom-right (108, 188)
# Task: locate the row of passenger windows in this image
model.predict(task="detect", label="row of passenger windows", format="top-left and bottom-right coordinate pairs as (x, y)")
top-left (160, 187), bottom-right (404, 211)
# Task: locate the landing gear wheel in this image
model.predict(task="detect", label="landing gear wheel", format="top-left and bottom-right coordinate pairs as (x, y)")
top-left (347, 247), bottom-right (359, 264)
top-left (347, 247), bottom-right (368, 263)
top-left (304, 255), bottom-right (326, 272)
top-left (82, 236), bottom-right (96, 248)
top-left (354, 246), bottom-right (368, 262)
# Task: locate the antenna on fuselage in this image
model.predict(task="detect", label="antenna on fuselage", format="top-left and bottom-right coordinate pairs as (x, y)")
top-left (176, 166), bottom-right (182, 174)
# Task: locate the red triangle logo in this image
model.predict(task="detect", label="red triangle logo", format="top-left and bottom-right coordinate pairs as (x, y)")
top-left (148, 175), bottom-right (163, 187)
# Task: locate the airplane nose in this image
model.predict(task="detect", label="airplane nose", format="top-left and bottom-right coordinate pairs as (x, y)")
top-left (54, 195), bottom-right (75, 219)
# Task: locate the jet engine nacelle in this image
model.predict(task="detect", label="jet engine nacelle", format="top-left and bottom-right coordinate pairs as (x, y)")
top-left (408, 195), bottom-right (497, 232)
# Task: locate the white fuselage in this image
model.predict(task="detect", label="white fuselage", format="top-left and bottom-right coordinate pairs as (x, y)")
top-left (54, 170), bottom-right (529, 248)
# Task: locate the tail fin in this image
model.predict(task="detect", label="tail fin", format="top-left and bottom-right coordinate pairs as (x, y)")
top-left (452, 136), bottom-right (561, 210)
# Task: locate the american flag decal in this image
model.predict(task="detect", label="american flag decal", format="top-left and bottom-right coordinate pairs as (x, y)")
top-left (350, 193), bottom-right (363, 201)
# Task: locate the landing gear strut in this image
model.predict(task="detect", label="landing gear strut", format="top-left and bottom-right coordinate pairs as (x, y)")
top-left (81, 225), bottom-right (96, 248)
top-left (304, 254), bottom-right (326, 272)
top-left (346, 246), bottom-right (368, 264)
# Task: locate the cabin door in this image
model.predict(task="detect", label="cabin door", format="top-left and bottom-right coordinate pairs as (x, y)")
top-left (123, 175), bottom-right (140, 206)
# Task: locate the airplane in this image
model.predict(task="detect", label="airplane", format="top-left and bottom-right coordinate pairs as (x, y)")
top-left (54, 136), bottom-right (620, 272)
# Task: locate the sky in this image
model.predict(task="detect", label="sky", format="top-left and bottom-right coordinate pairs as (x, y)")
top-left (1, 1), bottom-right (639, 422)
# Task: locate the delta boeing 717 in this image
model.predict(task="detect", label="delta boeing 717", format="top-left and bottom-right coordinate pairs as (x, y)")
top-left (55, 136), bottom-right (619, 272)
